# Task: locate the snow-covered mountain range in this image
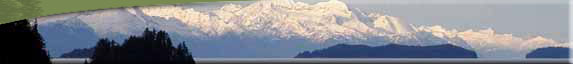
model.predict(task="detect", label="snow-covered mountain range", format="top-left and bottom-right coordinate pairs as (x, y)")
top-left (38, 0), bottom-right (568, 58)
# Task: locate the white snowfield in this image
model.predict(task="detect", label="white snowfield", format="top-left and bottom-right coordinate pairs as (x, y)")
top-left (139, 0), bottom-right (568, 58)
top-left (39, 0), bottom-right (569, 58)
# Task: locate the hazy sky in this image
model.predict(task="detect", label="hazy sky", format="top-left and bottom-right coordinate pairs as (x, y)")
top-left (335, 0), bottom-right (569, 42)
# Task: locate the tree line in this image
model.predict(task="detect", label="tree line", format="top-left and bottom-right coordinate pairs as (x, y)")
top-left (0, 19), bottom-right (52, 64)
top-left (90, 28), bottom-right (195, 64)
top-left (0, 19), bottom-right (196, 64)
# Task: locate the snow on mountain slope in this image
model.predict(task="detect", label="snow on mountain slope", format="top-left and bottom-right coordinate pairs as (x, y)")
top-left (414, 25), bottom-right (569, 58)
top-left (140, 0), bottom-right (391, 43)
top-left (139, 0), bottom-right (568, 58)
top-left (37, 0), bottom-right (568, 58)
top-left (38, 7), bottom-right (196, 42)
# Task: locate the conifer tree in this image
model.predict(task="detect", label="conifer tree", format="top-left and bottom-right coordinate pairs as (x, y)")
top-left (90, 28), bottom-right (195, 64)
top-left (0, 19), bottom-right (52, 64)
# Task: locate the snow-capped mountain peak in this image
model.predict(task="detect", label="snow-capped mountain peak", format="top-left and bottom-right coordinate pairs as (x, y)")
top-left (139, 0), bottom-right (410, 42)
top-left (37, 0), bottom-right (568, 58)
top-left (124, 0), bottom-right (572, 58)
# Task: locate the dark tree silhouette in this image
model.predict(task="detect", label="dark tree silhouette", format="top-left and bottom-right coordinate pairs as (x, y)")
top-left (175, 42), bottom-right (195, 64)
top-left (90, 28), bottom-right (195, 64)
top-left (84, 59), bottom-right (89, 64)
top-left (90, 39), bottom-right (118, 64)
top-left (0, 19), bottom-right (52, 64)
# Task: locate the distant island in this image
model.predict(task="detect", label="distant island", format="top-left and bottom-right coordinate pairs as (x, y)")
top-left (295, 44), bottom-right (478, 58)
top-left (526, 47), bottom-right (569, 58)
top-left (60, 48), bottom-right (94, 58)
